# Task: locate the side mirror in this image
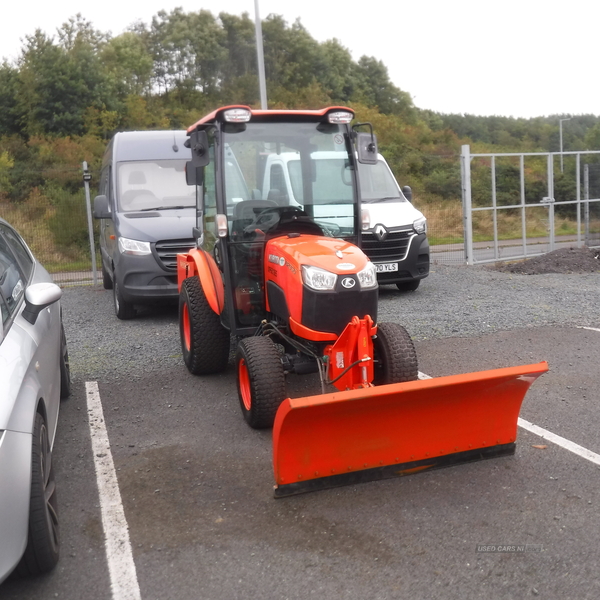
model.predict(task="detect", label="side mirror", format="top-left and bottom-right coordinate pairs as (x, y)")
top-left (402, 185), bottom-right (413, 202)
top-left (356, 132), bottom-right (378, 165)
top-left (187, 130), bottom-right (210, 168)
top-left (22, 282), bottom-right (62, 324)
top-left (93, 195), bottom-right (111, 219)
top-left (185, 162), bottom-right (204, 186)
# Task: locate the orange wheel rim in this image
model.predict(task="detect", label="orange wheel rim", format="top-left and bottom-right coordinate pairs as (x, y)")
top-left (182, 304), bottom-right (191, 351)
top-left (238, 359), bottom-right (252, 411)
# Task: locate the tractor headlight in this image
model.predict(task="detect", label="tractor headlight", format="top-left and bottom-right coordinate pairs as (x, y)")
top-left (302, 265), bottom-right (337, 291)
top-left (357, 262), bottom-right (378, 289)
top-left (413, 217), bottom-right (427, 235)
top-left (118, 237), bottom-right (152, 255)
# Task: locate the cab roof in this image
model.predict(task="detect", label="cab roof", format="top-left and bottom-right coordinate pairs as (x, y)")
top-left (186, 105), bottom-right (355, 134)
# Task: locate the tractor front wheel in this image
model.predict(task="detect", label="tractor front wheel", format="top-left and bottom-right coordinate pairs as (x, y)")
top-left (179, 277), bottom-right (230, 375)
top-left (236, 336), bottom-right (286, 429)
top-left (373, 322), bottom-right (418, 385)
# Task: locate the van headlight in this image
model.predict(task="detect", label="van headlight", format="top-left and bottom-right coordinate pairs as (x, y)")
top-left (118, 237), bottom-right (152, 255)
top-left (357, 262), bottom-right (378, 289)
top-left (413, 217), bottom-right (427, 234)
top-left (302, 266), bottom-right (337, 291)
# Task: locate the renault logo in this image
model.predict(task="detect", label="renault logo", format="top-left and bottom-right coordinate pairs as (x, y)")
top-left (341, 277), bottom-right (356, 289)
top-left (374, 224), bottom-right (388, 242)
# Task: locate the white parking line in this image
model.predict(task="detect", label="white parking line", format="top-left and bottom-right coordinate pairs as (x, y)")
top-left (86, 381), bottom-right (142, 600)
top-left (418, 371), bottom-right (600, 467)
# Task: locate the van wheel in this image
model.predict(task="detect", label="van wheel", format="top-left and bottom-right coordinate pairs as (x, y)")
top-left (396, 280), bottom-right (420, 292)
top-left (16, 412), bottom-right (60, 577)
top-left (113, 276), bottom-right (136, 320)
top-left (373, 322), bottom-right (418, 385)
top-left (236, 336), bottom-right (286, 429)
top-left (179, 277), bottom-right (230, 374)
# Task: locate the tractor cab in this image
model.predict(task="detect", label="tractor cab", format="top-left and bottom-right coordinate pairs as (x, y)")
top-left (185, 106), bottom-right (376, 335)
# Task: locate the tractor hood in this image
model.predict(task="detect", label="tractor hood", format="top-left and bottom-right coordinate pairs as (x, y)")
top-left (267, 235), bottom-right (370, 274)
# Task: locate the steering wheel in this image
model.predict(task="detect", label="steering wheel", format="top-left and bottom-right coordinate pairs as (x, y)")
top-left (243, 206), bottom-right (306, 234)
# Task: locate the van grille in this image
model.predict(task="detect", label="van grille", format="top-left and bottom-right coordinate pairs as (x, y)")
top-left (361, 228), bottom-right (414, 262)
top-left (155, 238), bottom-right (196, 270)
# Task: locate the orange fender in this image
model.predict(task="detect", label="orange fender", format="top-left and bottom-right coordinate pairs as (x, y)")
top-left (177, 248), bottom-right (224, 315)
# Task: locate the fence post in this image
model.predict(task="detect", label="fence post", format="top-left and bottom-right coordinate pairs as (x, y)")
top-left (83, 161), bottom-right (97, 286)
top-left (461, 144), bottom-right (474, 265)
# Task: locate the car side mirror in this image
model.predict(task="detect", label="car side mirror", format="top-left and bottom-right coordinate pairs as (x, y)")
top-left (402, 186), bottom-right (413, 202)
top-left (356, 132), bottom-right (378, 165)
top-left (187, 130), bottom-right (210, 168)
top-left (93, 195), bottom-right (111, 219)
top-left (22, 282), bottom-right (62, 324)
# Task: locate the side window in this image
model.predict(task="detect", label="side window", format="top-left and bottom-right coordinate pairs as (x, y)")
top-left (0, 224), bottom-right (34, 281)
top-left (203, 140), bottom-right (217, 253)
top-left (0, 233), bottom-right (25, 318)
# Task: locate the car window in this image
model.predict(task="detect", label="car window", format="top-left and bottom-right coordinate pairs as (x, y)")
top-left (0, 224), bottom-right (34, 280)
top-left (0, 232), bottom-right (25, 317)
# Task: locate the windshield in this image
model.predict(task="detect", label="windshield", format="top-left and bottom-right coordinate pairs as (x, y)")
top-left (222, 122), bottom-right (356, 239)
top-left (357, 160), bottom-right (408, 203)
top-left (116, 160), bottom-right (195, 212)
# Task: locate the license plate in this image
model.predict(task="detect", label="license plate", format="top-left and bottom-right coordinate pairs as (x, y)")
top-left (375, 263), bottom-right (399, 272)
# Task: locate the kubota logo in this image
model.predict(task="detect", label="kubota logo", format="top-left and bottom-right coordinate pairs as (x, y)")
top-left (374, 224), bottom-right (388, 242)
top-left (341, 277), bottom-right (356, 289)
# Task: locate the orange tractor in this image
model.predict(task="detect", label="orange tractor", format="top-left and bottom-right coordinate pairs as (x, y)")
top-left (177, 106), bottom-right (547, 497)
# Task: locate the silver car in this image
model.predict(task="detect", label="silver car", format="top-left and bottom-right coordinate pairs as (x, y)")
top-left (0, 218), bottom-right (70, 584)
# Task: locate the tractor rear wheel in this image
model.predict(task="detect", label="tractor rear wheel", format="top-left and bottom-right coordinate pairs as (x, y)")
top-left (179, 277), bottom-right (230, 375)
top-left (236, 336), bottom-right (286, 429)
top-left (373, 322), bottom-right (418, 385)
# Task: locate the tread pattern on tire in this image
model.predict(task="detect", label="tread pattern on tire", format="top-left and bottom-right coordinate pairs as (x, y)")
top-left (237, 336), bottom-right (286, 429)
top-left (180, 277), bottom-right (230, 375)
top-left (16, 412), bottom-right (59, 577)
top-left (373, 321), bottom-right (418, 385)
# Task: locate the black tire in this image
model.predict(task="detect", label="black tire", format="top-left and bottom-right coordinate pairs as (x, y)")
top-left (179, 277), bottom-right (230, 374)
top-left (16, 412), bottom-right (59, 577)
top-left (396, 279), bottom-right (420, 292)
top-left (236, 336), bottom-right (286, 429)
top-left (113, 275), bottom-right (136, 320)
top-left (59, 322), bottom-right (71, 399)
top-left (101, 262), bottom-right (113, 290)
top-left (373, 322), bottom-right (419, 385)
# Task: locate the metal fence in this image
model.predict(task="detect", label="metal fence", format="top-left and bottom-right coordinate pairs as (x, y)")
top-left (460, 145), bottom-right (600, 265)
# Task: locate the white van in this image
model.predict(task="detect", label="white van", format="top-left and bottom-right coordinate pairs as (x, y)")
top-left (260, 151), bottom-right (430, 291)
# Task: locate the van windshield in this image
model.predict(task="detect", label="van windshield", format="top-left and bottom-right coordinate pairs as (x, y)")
top-left (222, 122), bottom-right (356, 239)
top-left (116, 160), bottom-right (195, 212)
top-left (357, 160), bottom-right (408, 203)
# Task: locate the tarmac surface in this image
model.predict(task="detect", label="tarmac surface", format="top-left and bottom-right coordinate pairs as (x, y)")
top-left (3, 271), bottom-right (600, 599)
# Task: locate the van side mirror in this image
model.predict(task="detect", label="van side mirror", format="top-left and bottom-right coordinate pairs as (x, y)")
top-left (356, 132), bottom-right (378, 165)
top-left (185, 162), bottom-right (204, 186)
top-left (402, 185), bottom-right (413, 202)
top-left (93, 195), bottom-right (111, 219)
top-left (187, 130), bottom-right (210, 168)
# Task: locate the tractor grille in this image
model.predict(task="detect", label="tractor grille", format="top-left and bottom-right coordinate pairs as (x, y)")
top-left (361, 228), bottom-right (414, 262)
top-left (154, 238), bottom-right (196, 270)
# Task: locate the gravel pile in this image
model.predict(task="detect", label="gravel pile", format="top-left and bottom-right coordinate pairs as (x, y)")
top-left (61, 251), bottom-right (600, 383)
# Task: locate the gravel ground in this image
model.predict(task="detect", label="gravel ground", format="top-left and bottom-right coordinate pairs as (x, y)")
top-left (61, 248), bottom-right (600, 383)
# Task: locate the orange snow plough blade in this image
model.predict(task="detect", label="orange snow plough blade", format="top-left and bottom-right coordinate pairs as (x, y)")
top-left (272, 361), bottom-right (548, 498)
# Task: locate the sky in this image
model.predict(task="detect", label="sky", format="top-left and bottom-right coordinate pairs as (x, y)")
top-left (2, 0), bottom-right (599, 119)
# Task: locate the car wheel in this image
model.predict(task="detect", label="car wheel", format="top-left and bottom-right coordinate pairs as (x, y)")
top-left (179, 277), bottom-right (230, 374)
top-left (16, 412), bottom-right (60, 577)
top-left (113, 276), bottom-right (136, 320)
top-left (396, 280), bottom-right (420, 292)
top-left (236, 336), bottom-right (286, 429)
top-left (101, 262), bottom-right (113, 290)
top-left (59, 323), bottom-right (71, 399)
top-left (373, 322), bottom-right (418, 385)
